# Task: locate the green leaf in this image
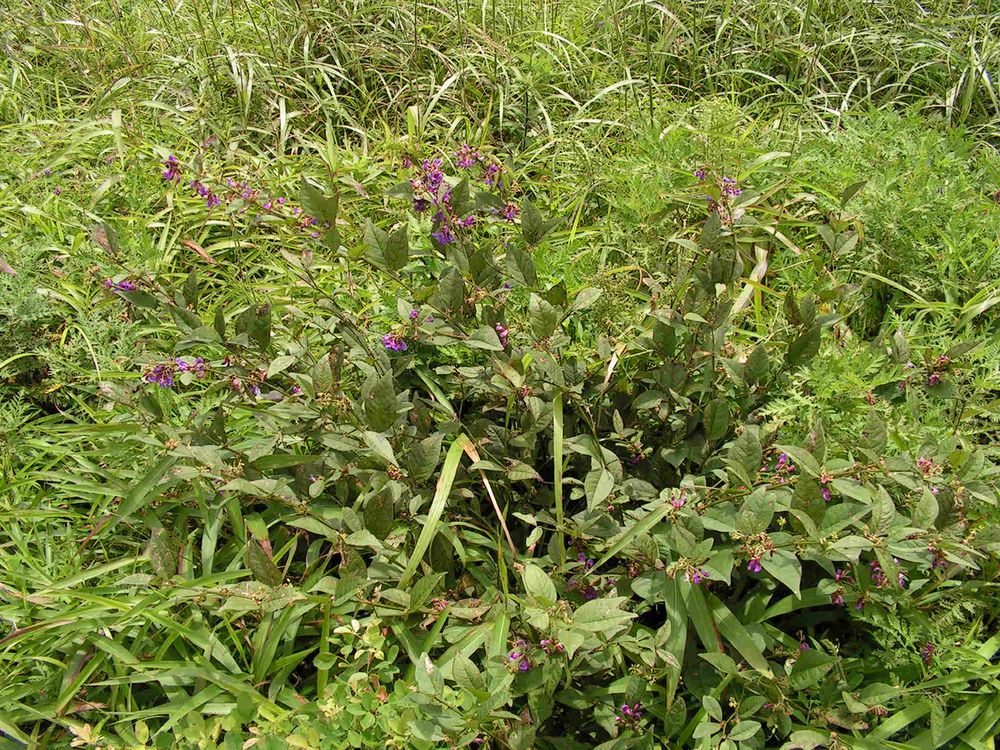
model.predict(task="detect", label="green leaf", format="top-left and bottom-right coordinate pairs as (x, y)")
top-left (774, 444), bottom-right (821, 478)
top-left (729, 721), bottom-right (761, 741)
top-left (703, 398), bottom-right (730, 441)
top-left (528, 293), bottom-right (560, 339)
top-left (861, 408), bottom-right (887, 453)
top-left (726, 428), bottom-right (762, 486)
top-left (399, 439), bottom-right (466, 587)
top-left (573, 596), bottom-right (636, 632)
top-left (407, 433), bottom-right (444, 483)
top-left (840, 180), bottom-right (866, 208)
top-left (450, 654), bottom-right (485, 693)
top-left (521, 198), bottom-right (559, 245)
top-left (706, 592), bottom-right (773, 677)
top-left (569, 287), bottom-right (602, 313)
top-left (700, 211), bottom-right (722, 250)
top-left (506, 244), bottom-right (537, 288)
top-left (236, 304), bottom-right (271, 351)
top-left (522, 564), bottom-right (557, 608)
top-left (786, 325), bottom-right (820, 366)
top-left (736, 489), bottom-right (773, 535)
top-left (386, 225), bottom-right (409, 270)
top-left (365, 490), bottom-right (395, 540)
top-left (912, 488), bottom-right (940, 529)
top-left (584, 468), bottom-right (615, 511)
top-left (760, 549), bottom-right (802, 596)
top-left (363, 431), bottom-right (397, 466)
top-left (432, 267), bottom-right (466, 312)
top-left (300, 177), bottom-right (339, 225)
top-left (245, 539), bottom-right (282, 586)
top-left (364, 373), bottom-right (397, 432)
top-left (745, 345), bottom-right (769, 385)
top-left (466, 325), bottom-right (503, 351)
top-left (115, 455), bottom-right (178, 527)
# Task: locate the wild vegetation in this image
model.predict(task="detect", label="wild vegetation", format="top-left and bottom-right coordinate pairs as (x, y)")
top-left (1, 1), bottom-right (999, 748)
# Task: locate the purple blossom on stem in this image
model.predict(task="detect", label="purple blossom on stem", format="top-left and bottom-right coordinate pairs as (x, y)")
top-left (747, 557), bottom-right (762, 573)
top-left (455, 144), bottom-right (480, 169)
top-left (409, 308), bottom-right (420, 320)
top-left (175, 356), bottom-right (207, 378)
top-left (616, 702), bottom-right (643, 727)
top-left (143, 363), bottom-right (175, 388)
top-left (162, 155), bottom-right (182, 183)
top-left (431, 224), bottom-right (456, 245)
top-left (495, 323), bottom-right (509, 348)
top-left (686, 569), bottom-right (709, 585)
top-left (482, 162), bottom-right (503, 187)
top-left (721, 176), bottom-right (742, 197)
top-left (821, 486), bottom-right (832, 502)
top-left (381, 333), bottom-right (408, 352)
top-left (577, 552), bottom-right (595, 571)
top-left (800, 641), bottom-right (809, 651)
top-left (104, 278), bottom-right (137, 292)
top-left (694, 167), bottom-right (707, 181)
top-left (921, 642), bottom-right (935, 666)
top-left (928, 372), bottom-right (941, 386)
top-left (831, 591), bottom-right (845, 606)
top-left (503, 203), bottom-right (520, 222)
top-left (290, 385), bottom-right (303, 395)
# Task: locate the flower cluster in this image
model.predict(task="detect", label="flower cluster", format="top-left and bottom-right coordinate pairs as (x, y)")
top-left (143, 362), bottom-right (176, 388)
top-left (685, 567), bottom-right (710, 585)
top-left (175, 356), bottom-right (207, 379)
top-left (761, 452), bottom-right (796, 484)
top-left (495, 323), bottom-right (509, 348)
top-left (507, 638), bottom-right (532, 673)
top-left (381, 332), bottom-right (408, 352)
top-left (820, 471), bottom-right (833, 501)
top-left (616, 702), bottom-right (643, 729)
top-left (162, 155), bottom-right (182, 183)
top-left (103, 278), bottom-right (137, 292)
top-left (921, 642), bottom-right (935, 666)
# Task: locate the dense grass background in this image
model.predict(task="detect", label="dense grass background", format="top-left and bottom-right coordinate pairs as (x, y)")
top-left (2, 0), bottom-right (1000, 748)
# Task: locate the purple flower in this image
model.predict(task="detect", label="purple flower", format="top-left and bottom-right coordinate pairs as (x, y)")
top-left (721, 176), bottom-right (742, 197)
top-left (686, 569), bottom-right (709, 585)
top-left (831, 592), bottom-right (845, 606)
top-left (409, 309), bottom-right (420, 320)
top-left (671, 493), bottom-right (687, 509)
top-left (431, 225), bottom-right (456, 245)
top-left (503, 203), bottom-right (520, 222)
top-left (175, 356), bottom-right (207, 378)
top-left (495, 323), bottom-right (509, 348)
top-left (694, 167), bottom-right (707, 181)
top-left (507, 650), bottom-right (531, 672)
top-left (250, 384), bottom-right (262, 397)
top-left (401, 155), bottom-right (412, 169)
top-left (483, 162), bottom-right (503, 187)
top-left (747, 557), bottom-right (762, 573)
top-left (53, 187), bottom-right (62, 196)
top-left (821, 486), bottom-right (832, 502)
top-left (162, 155), bottom-right (182, 183)
top-left (43, 168), bottom-right (52, 177)
top-left (206, 192), bottom-right (221, 208)
top-left (921, 642), bottom-right (935, 666)
top-left (277, 197), bottom-right (287, 205)
top-left (800, 641), bottom-right (809, 651)
top-left (413, 198), bottom-right (429, 213)
top-left (143, 363), bottom-right (175, 388)
top-left (928, 373), bottom-right (941, 386)
top-left (577, 552), bottom-right (595, 571)
top-left (458, 214), bottom-right (476, 228)
top-left (381, 333), bottom-right (408, 352)
top-left (455, 144), bottom-right (480, 169)
top-left (616, 702), bottom-right (643, 726)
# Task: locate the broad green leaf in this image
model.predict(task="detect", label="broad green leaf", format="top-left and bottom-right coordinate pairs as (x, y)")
top-left (245, 539), bottom-right (282, 586)
top-left (760, 549), bottom-right (802, 596)
top-left (703, 398), bottom-right (730, 441)
top-left (522, 564), bottom-right (557, 608)
top-left (528, 293), bottom-right (560, 339)
top-left (364, 373), bottom-right (397, 432)
top-left (573, 596), bottom-right (636, 632)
